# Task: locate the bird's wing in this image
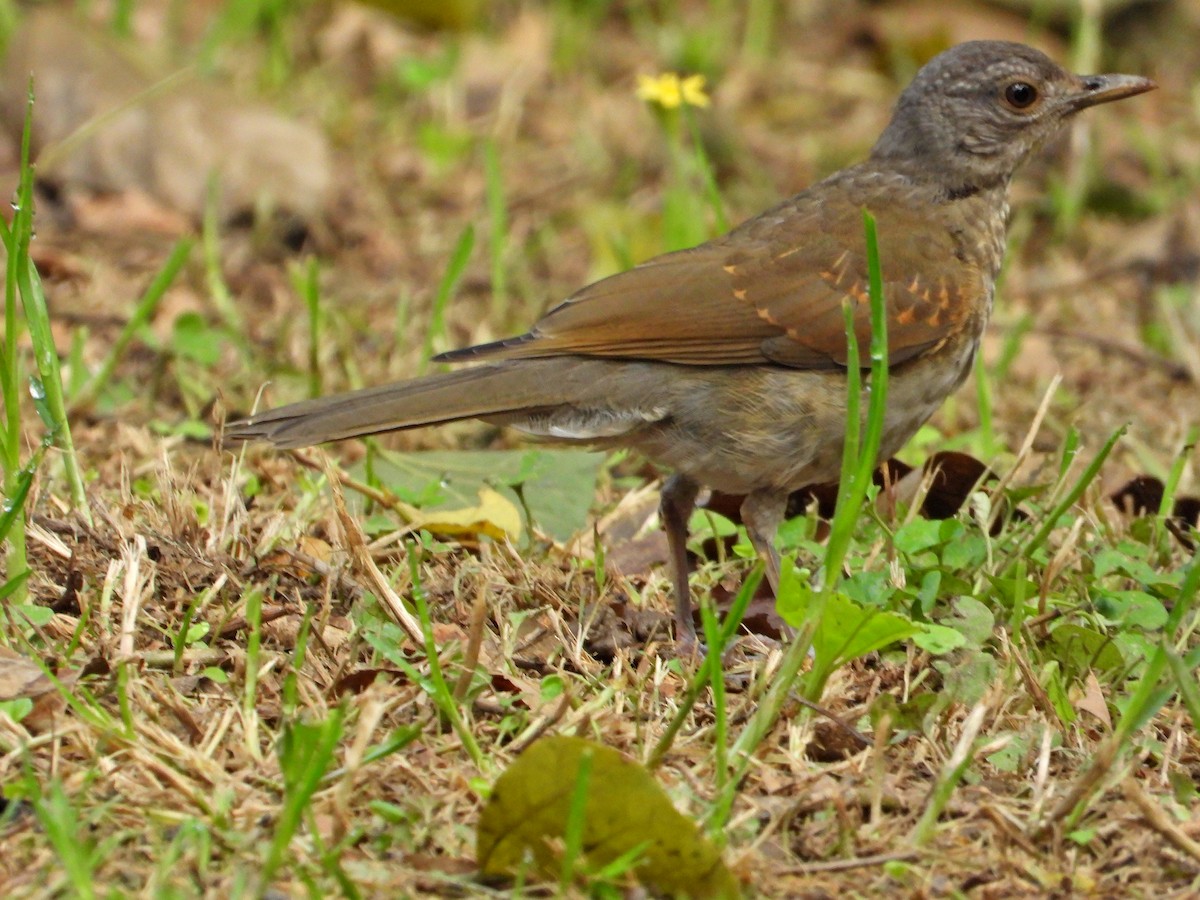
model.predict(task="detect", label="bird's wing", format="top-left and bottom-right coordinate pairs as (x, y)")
top-left (441, 190), bottom-right (987, 370)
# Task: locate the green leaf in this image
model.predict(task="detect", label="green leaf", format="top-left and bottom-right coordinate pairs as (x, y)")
top-left (914, 569), bottom-right (941, 616)
top-left (1096, 590), bottom-right (1169, 631)
top-left (841, 570), bottom-right (894, 608)
top-left (941, 595), bottom-right (995, 647)
top-left (1041, 662), bottom-right (1077, 725)
top-left (11, 603), bottom-right (54, 628)
top-left (937, 648), bottom-right (997, 707)
top-left (477, 736), bottom-right (739, 898)
top-left (811, 592), bottom-right (922, 669)
top-left (362, 448), bottom-right (605, 542)
top-left (893, 518), bottom-right (945, 555)
top-left (942, 532), bottom-right (986, 569)
top-left (986, 733), bottom-right (1029, 772)
top-left (0, 570), bottom-right (30, 602)
top-left (1048, 624), bottom-right (1125, 674)
top-left (870, 691), bottom-right (937, 734)
top-left (0, 698), bottom-right (33, 722)
top-left (539, 675), bottom-right (565, 701)
top-left (984, 573), bottom-right (1043, 609)
top-left (912, 623), bottom-right (966, 655)
top-left (688, 509), bottom-right (739, 541)
top-left (171, 313), bottom-right (223, 365)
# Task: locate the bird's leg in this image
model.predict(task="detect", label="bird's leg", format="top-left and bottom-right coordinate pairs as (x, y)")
top-left (740, 489), bottom-right (788, 594)
top-left (659, 474), bottom-right (700, 650)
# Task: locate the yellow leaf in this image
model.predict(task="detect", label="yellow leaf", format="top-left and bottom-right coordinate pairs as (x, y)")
top-left (409, 487), bottom-right (522, 541)
top-left (478, 735), bottom-right (740, 897)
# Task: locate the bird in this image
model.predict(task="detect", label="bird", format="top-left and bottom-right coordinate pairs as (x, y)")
top-left (226, 41), bottom-right (1154, 651)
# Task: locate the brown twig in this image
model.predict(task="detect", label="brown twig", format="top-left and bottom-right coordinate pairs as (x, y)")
top-left (777, 850), bottom-right (921, 874)
top-left (289, 448), bottom-right (417, 519)
top-left (794, 696), bottom-right (871, 749)
top-left (1122, 779), bottom-right (1200, 863)
top-left (453, 577), bottom-right (490, 701)
top-left (323, 455), bottom-right (424, 644)
top-left (1029, 734), bottom-right (1121, 839)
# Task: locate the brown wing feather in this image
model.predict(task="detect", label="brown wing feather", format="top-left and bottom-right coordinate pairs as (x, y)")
top-left (448, 179), bottom-right (984, 370)
top-left (732, 197), bottom-right (985, 367)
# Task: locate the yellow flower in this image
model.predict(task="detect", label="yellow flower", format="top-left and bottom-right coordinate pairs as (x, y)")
top-left (636, 73), bottom-right (711, 110)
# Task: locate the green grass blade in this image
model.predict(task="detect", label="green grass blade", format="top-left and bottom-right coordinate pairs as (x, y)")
top-left (263, 707), bottom-right (346, 888)
top-left (0, 189), bottom-right (23, 602)
top-left (0, 444), bottom-right (42, 542)
top-left (11, 85), bottom-right (89, 522)
top-left (34, 780), bottom-right (98, 900)
top-left (70, 237), bottom-right (193, 413)
top-left (1010, 424), bottom-right (1126, 569)
top-left (683, 106), bottom-right (729, 234)
top-left (647, 564), bottom-right (761, 772)
top-left (202, 178), bottom-right (246, 339)
top-left (731, 208), bottom-right (890, 758)
top-left (559, 745), bottom-right (594, 891)
top-left (409, 551), bottom-right (484, 769)
top-left (420, 224), bottom-right (475, 371)
top-left (1158, 425), bottom-right (1198, 519)
top-left (1165, 648), bottom-right (1200, 733)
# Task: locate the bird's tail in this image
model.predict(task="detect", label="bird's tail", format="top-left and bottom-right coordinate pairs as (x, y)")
top-left (224, 360), bottom-right (589, 449)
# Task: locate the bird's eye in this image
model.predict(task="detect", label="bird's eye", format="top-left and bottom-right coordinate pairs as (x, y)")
top-left (1004, 82), bottom-right (1039, 109)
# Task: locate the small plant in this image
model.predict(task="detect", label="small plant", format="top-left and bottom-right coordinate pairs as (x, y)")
top-left (0, 85), bottom-right (88, 602)
top-left (636, 71), bottom-right (727, 250)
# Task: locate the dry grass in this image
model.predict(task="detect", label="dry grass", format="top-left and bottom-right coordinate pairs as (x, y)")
top-left (2, 1), bottom-right (1200, 896)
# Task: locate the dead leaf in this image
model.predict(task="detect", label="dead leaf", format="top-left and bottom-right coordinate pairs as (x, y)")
top-left (604, 532), bottom-right (669, 580)
top-left (477, 735), bottom-right (740, 897)
top-left (409, 486), bottom-right (522, 542)
top-left (0, 646), bottom-right (53, 701)
top-left (0, 646), bottom-right (77, 733)
top-left (1076, 671), bottom-right (1112, 729)
top-left (298, 535), bottom-right (334, 563)
top-left (332, 668), bottom-right (409, 696)
top-left (1111, 475), bottom-right (1166, 517)
top-left (913, 451), bottom-right (991, 518)
top-left (1110, 475), bottom-right (1200, 549)
top-left (579, 599), bottom-right (672, 660)
top-left (366, 448), bottom-right (603, 544)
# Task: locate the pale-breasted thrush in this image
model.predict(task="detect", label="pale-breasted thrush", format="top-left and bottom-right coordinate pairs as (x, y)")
top-left (226, 41), bottom-right (1155, 649)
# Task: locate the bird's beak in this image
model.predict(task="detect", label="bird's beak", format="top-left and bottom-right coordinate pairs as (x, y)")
top-left (1066, 72), bottom-right (1157, 111)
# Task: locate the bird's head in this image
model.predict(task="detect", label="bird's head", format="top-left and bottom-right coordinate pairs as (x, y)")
top-left (871, 41), bottom-right (1155, 192)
